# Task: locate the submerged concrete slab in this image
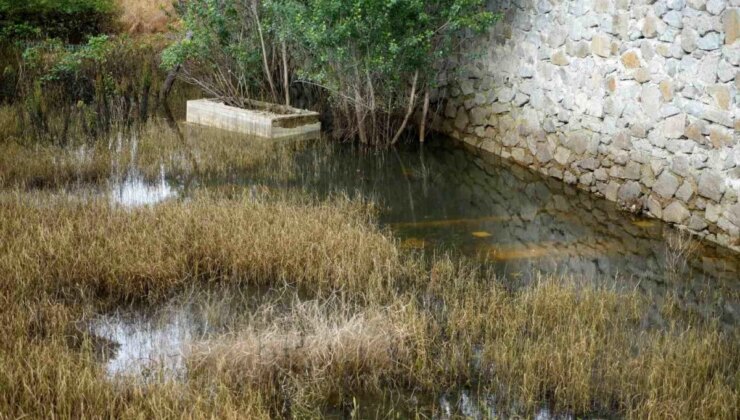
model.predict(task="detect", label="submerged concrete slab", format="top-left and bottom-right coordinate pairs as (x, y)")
top-left (186, 99), bottom-right (320, 139)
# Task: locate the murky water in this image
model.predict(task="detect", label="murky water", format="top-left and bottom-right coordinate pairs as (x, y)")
top-left (91, 125), bottom-right (738, 416)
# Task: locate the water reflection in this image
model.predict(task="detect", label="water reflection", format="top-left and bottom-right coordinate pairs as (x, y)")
top-left (109, 129), bottom-right (738, 324)
top-left (91, 309), bottom-right (192, 380)
top-left (109, 165), bottom-right (176, 207)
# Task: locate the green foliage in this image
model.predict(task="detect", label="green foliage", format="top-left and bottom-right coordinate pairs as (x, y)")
top-left (14, 35), bottom-right (165, 143)
top-left (279, 0), bottom-right (493, 85)
top-left (165, 0), bottom-right (497, 144)
top-left (162, 0), bottom-right (278, 103)
top-left (0, 0), bottom-right (114, 15)
top-left (0, 0), bottom-right (116, 42)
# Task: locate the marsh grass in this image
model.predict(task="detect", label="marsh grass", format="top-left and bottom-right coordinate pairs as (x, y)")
top-left (0, 164), bottom-right (737, 417)
top-left (0, 117), bottom-right (303, 189)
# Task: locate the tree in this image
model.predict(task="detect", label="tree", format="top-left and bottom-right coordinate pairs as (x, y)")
top-left (164, 0), bottom-right (497, 145)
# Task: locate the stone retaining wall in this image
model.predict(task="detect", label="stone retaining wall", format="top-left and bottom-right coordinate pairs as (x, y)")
top-left (435, 0), bottom-right (740, 250)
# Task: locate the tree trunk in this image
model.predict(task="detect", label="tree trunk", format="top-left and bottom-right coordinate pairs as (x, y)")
top-left (419, 88), bottom-right (430, 143)
top-left (390, 71), bottom-right (418, 145)
top-left (253, 2), bottom-right (277, 102)
top-left (281, 40), bottom-right (290, 106)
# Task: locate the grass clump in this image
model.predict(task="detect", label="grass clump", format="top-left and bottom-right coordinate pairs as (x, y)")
top-left (0, 190), bottom-right (402, 305)
top-left (188, 297), bottom-right (412, 415)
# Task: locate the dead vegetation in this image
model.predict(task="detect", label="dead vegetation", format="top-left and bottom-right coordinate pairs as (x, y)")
top-left (0, 187), bottom-right (737, 418)
top-left (116, 0), bottom-right (174, 34)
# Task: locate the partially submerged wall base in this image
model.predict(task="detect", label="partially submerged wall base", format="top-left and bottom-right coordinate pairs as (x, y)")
top-left (436, 0), bottom-right (740, 251)
top-left (187, 99), bottom-right (321, 140)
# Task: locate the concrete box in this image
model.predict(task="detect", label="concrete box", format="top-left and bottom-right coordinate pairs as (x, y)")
top-left (186, 99), bottom-right (321, 139)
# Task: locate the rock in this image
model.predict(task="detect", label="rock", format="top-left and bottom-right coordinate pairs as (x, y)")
top-left (717, 217), bottom-right (740, 237)
top-left (697, 171), bottom-right (725, 202)
top-left (552, 50), bottom-right (570, 66)
top-left (676, 181), bottom-right (695, 201)
top-left (696, 32), bottom-right (722, 50)
top-left (460, 79), bottom-right (474, 95)
top-left (659, 80), bottom-right (673, 101)
top-left (618, 181), bottom-right (643, 202)
top-left (653, 171), bottom-right (681, 198)
top-left (454, 109), bottom-right (469, 130)
top-left (511, 147), bottom-right (528, 164)
top-left (640, 84), bottom-right (662, 120)
top-left (634, 68), bottom-right (651, 83)
top-left (491, 102), bottom-right (509, 114)
top-left (709, 126), bottom-right (734, 147)
top-left (564, 171), bottom-right (577, 184)
top-left (687, 0), bottom-right (706, 10)
top-left (647, 195), bottom-right (663, 217)
top-left (535, 143), bottom-right (553, 163)
top-left (717, 60), bottom-right (735, 82)
top-left (706, 0), bottom-right (726, 15)
top-left (663, 113), bottom-right (686, 138)
top-left (642, 15), bottom-right (659, 38)
top-left (709, 85), bottom-right (731, 110)
top-left (725, 203), bottom-right (740, 227)
top-left (548, 27), bottom-right (568, 48)
top-left (591, 33), bottom-right (612, 57)
top-left (605, 181), bottom-right (620, 201)
top-left (470, 107), bottom-right (490, 126)
top-left (724, 8), bottom-right (739, 45)
top-left (668, 0), bottom-right (686, 10)
top-left (688, 214), bottom-right (709, 230)
top-left (578, 157), bottom-right (600, 170)
top-left (702, 108), bottom-right (733, 128)
top-left (595, 168), bottom-right (609, 181)
top-left (611, 133), bottom-right (630, 151)
top-left (497, 87), bottom-right (514, 103)
top-left (706, 202), bottom-right (722, 222)
top-left (625, 161), bottom-right (642, 180)
top-left (672, 155), bottom-right (691, 177)
top-left (684, 120), bottom-right (706, 141)
top-left (663, 11), bottom-right (684, 28)
top-left (681, 28), bottom-right (698, 52)
top-left (621, 50), bottom-right (641, 68)
top-left (663, 201), bottom-right (691, 223)
top-left (661, 104), bottom-right (681, 118)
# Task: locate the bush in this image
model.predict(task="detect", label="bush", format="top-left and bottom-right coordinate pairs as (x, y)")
top-left (164, 0), bottom-right (498, 145)
top-left (0, 0), bottom-right (116, 42)
top-left (14, 35), bottom-right (164, 143)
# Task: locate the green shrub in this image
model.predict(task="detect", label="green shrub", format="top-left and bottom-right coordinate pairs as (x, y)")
top-left (0, 0), bottom-right (116, 42)
top-left (164, 0), bottom-right (498, 145)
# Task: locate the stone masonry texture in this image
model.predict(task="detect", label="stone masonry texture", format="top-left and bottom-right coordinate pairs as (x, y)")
top-left (435, 0), bottom-right (740, 250)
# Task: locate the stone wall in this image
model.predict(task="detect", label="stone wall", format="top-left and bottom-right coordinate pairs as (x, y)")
top-left (435, 0), bottom-right (740, 250)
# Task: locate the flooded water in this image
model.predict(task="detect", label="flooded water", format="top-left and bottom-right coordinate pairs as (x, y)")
top-left (91, 125), bottom-right (738, 417)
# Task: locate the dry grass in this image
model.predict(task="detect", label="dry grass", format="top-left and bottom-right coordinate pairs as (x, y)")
top-left (188, 298), bottom-right (411, 412)
top-left (116, 0), bottom-right (174, 34)
top-left (0, 190), bottom-right (399, 304)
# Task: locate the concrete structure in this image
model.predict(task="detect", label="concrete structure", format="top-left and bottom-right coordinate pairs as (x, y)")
top-left (435, 0), bottom-right (740, 250)
top-left (186, 99), bottom-right (321, 139)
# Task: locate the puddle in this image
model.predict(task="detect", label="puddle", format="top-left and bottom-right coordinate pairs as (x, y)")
top-left (91, 309), bottom-right (192, 380)
top-left (109, 166), bottom-right (177, 207)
